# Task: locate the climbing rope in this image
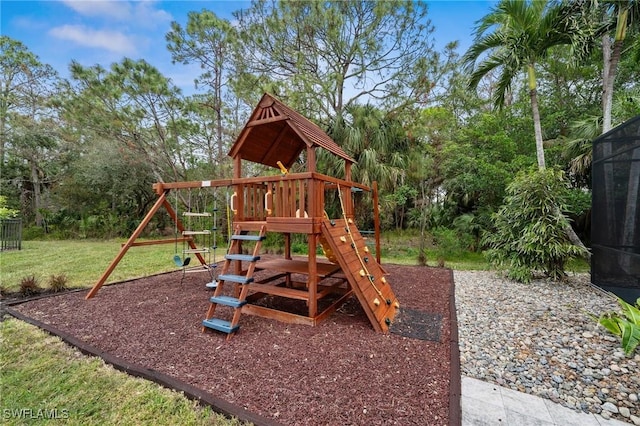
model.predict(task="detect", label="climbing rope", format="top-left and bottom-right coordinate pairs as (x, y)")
top-left (336, 184), bottom-right (384, 299)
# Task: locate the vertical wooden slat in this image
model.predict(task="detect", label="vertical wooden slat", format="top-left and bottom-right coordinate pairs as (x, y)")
top-left (287, 180), bottom-right (294, 217)
top-left (276, 182), bottom-right (283, 217)
top-left (298, 179), bottom-right (305, 214)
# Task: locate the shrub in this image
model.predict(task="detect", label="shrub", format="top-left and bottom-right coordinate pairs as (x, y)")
top-left (47, 274), bottom-right (69, 292)
top-left (482, 168), bottom-right (587, 283)
top-left (0, 195), bottom-right (18, 219)
top-left (432, 226), bottom-right (472, 264)
top-left (19, 276), bottom-right (41, 296)
top-left (594, 297), bottom-right (640, 356)
top-left (22, 226), bottom-right (46, 240)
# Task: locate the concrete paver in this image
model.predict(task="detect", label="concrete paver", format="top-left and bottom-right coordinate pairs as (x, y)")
top-left (461, 376), bottom-right (634, 426)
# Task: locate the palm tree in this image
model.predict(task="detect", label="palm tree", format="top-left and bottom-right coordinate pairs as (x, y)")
top-left (322, 104), bottom-right (410, 192)
top-left (463, 0), bottom-right (593, 258)
top-left (463, 0), bottom-right (575, 170)
top-left (599, 0), bottom-right (640, 133)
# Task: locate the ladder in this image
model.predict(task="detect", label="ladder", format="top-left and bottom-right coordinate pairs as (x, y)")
top-left (202, 224), bottom-right (266, 338)
top-left (181, 212), bottom-right (213, 274)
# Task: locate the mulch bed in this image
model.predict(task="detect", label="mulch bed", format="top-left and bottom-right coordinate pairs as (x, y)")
top-left (9, 264), bottom-right (457, 426)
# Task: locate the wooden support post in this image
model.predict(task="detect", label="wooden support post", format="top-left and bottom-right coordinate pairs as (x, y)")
top-left (343, 163), bottom-right (354, 220)
top-left (86, 191), bottom-right (169, 299)
top-left (307, 146), bottom-right (316, 173)
top-left (308, 233), bottom-right (318, 317)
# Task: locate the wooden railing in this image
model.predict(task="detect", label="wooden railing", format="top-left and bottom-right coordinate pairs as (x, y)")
top-left (154, 172), bottom-right (369, 223)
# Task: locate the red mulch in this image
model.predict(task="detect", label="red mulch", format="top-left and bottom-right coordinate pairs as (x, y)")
top-left (11, 264), bottom-right (454, 426)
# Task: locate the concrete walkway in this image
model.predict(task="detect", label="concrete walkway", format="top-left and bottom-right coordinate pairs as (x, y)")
top-left (462, 376), bottom-right (634, 426)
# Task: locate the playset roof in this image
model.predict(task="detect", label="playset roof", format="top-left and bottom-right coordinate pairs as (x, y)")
top-left (228, 93), bottom-right (355, 169)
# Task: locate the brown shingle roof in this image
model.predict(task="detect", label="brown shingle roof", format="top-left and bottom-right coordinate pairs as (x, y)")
top-left (228, 93), bottom-right (354, 169)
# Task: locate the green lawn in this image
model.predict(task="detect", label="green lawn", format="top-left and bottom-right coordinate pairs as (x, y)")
top-left (0, 240), bottom-right (244, 425)
top-left (0, 240), bottom-right (227, 293)
top-left (0, 318), bottom-right (246, 426)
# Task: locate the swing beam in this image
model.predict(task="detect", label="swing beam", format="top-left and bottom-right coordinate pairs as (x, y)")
top-left (86, 181), bottom-right (225, 299)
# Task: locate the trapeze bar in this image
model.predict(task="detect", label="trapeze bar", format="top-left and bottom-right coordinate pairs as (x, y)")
top-left (183, 248), bottom-right (211, 254)
top-left (182, 230), bottom-right (212, 235)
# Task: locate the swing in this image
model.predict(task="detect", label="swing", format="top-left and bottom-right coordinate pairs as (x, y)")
top-left (172, 190), bottom-right (191, 267)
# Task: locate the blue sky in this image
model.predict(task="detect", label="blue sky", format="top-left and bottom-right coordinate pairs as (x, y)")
top-left (1, 0), bottom-right (496, 94)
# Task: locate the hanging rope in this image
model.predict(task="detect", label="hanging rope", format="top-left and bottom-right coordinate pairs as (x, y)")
top-left (173, 190), bottom-right (191, 267)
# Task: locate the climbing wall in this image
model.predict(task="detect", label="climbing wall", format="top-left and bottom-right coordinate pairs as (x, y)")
top-left (321, 219), bottom-right (399, 332)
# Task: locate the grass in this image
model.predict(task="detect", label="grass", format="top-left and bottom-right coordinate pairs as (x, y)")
top-left (0, 240), bottom-right (242, 425)
top-left (0, 318), bottom-right (246, 426)
top-left (0, 240), bottom-right (226, 293)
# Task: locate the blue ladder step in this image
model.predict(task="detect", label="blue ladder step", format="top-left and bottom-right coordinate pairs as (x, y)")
top-left (217, 274), bottom-right (254, 284)
top-left (202, 318), bottom-right (239, 334)
top-left (210, 296), bottom-right (247, 308)
top-left (231, 234), bottom-right (266, 241)
top-left (225, 254), bottom-right (261, 262)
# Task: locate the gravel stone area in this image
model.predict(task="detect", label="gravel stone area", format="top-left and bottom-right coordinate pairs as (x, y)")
top-left (455, 270), bottom-right (640, 425)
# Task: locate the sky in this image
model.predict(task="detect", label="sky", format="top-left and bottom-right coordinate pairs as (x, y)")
top-left (1, 0), bottom-right (496, 94)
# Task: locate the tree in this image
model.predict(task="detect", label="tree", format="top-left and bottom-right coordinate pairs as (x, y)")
top-left (0, 36), bottom-right (61, 226)
top-left (598, 0), bottom-right (640, 133)
top-left (483, 168), bottom-right (588, 282)
top-left (166, 10), bottom-right (241, 163)
top-left (0, 195), bottom-right (18, 219)
top-left (62, 59), bottom-right (189, 183)
top-left (463, 0), bottom-right (576, 170)
top-left (464, 0), bottom-right (592, 259)
top-left (327, 104), bottom-right (410, 190)
top-left (1, 36), bottom-right (57, 165)
top-left (232, 0), bottom-right (436, 122)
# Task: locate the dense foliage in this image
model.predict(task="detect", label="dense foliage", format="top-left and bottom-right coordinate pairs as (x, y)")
top-left (483, 168), bottom-right (588, 282)
top-left (1, 1), bottom-right (639, 279)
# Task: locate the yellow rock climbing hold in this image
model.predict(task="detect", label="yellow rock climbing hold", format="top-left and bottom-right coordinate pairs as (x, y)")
top-left (364, 246), bottom-right (369, 253)
top-left (393, 301), bottom-right (400, 308)
top-left (381, 277), bottom-right (387, 284)
top-left (359, 269), bottom-right (366, 277)
top-left (374, 298), bottom-right (380, 306)
top-left (340, 236), bottom-right (347, 243)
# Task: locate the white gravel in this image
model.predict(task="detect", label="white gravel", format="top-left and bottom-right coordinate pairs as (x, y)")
top-left (455, 270), bottom-right (640, 424)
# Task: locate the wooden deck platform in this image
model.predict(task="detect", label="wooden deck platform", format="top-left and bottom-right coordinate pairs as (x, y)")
top-left (241, 258), bottom-right (350, 326)
top-left (256, 258), bottom-right (342, 277)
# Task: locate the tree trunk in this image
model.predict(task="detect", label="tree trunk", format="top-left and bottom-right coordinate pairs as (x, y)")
top-left (601, 36), bottom-right (620, 239)
top-left (602, 37), bottom-right (623, 134)
top-left (528, 65), bottom-right (546, 170)
top-left (30, 160), bottom-right (43, 227)
top-left (418, 181), bottom-right (428, 266)
top-left (0, 96), bottom-right (6, 166)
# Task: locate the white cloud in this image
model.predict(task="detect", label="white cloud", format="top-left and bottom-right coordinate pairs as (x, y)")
top-left (59, 0), bottom-right (171, 27)
top-left (133, 1), bottom-right (172, 28)
top-left (61, 0), bottom-right (132, 20)
top-left (49, 24), bottom-right (137, 55)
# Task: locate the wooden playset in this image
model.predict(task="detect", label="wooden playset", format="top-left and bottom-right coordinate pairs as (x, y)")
top-left (86, 93), bottom-right (399, 338)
